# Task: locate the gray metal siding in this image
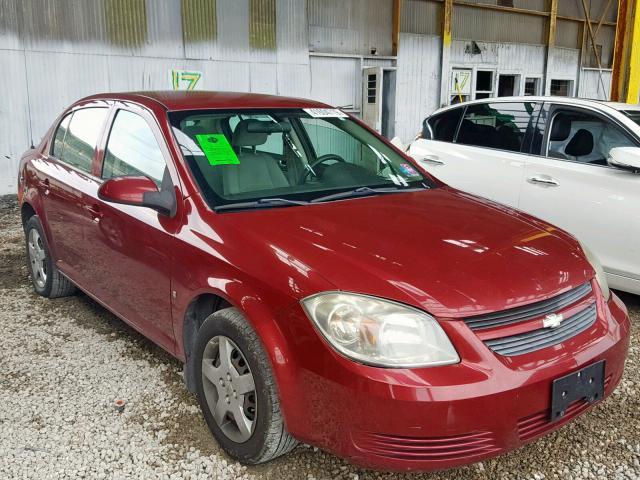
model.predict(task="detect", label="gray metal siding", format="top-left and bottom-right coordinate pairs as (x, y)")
top-left (453, 5), bottom-right (546, 45)
top-left (308, 0), bottom-right (393, 55)
top-left (401, 0), bottom-right (441, 36)
top-left (394, 33), bottom-right (442, 143)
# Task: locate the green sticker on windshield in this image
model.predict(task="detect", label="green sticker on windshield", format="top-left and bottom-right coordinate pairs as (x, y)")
top-left (195, 134), bottom-right (240, 166)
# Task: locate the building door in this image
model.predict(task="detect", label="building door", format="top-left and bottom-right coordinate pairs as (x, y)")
top-left (361, 67), bottom-right (383, 132)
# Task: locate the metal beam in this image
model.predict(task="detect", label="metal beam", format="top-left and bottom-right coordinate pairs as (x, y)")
top-left (611, 0), bottom-right (628, 101)
top-left (626, 0), bottom-right (640, 102)
top-left (543, 0), bottom-right (558, 95)
top-left (439, 0), bottom-right (453, 107)
top-left (392, 0), bottom-right (401, 56)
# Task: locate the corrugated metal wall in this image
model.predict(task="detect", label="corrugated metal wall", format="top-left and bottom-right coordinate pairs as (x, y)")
top-left (0, 0), bottom-right (310, 194)
top-left (395, 33), bottom-right (442, 142)
top-left (307, 0), bottom-right (393, 55)
top-left (453, 5), bottom-right (546, 44)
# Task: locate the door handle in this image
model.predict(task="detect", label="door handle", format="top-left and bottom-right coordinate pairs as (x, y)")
top-left (419, 155), bottom-right (445, 166)
top-left (527, 175), bottom-right (559, 187)
top-left (40, 178), bottom-right (50, 196)
top-left (85, 204), bottom-right (103, 223)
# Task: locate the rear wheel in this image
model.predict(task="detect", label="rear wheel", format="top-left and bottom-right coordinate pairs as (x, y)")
top-left (194, 308), bottom-right (298, 464)
top-left (24, 216), bottom-right (76, 298)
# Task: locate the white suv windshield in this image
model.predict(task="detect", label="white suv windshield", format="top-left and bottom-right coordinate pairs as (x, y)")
top-left (169, 109), bottom-right (432, 210)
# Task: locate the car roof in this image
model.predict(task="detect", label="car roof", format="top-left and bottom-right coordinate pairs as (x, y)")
top-left (80, 91), bottom-right (332, 111)
top-left (431, 95), bottom-right (639, 116)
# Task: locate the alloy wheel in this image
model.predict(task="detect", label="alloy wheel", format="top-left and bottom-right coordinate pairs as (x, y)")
top-left (201, 335), bottom-right (257, 443)
top-left (28, 228), bottom-right (47, 289)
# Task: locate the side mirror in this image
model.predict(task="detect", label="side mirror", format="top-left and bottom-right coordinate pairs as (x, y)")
top-left (608, 147), bottom-right (640, 173)
top-left (98, 176), bottom-right (177, 216)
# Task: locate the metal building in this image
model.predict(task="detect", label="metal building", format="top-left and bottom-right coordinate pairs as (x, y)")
top-left (0, 0), bottom-right (636, 195)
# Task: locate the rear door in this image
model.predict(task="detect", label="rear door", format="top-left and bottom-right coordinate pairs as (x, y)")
top-left (519, 103), bottom-right (640, 291)
top-left (86, 104), bottom-right (181, 352)
top-left (40, 105), bottom-right (110, 283)
top-left (409, 101), bottom-right (538, 207)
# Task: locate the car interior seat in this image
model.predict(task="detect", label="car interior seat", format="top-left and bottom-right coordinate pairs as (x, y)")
top-left (223, 119), bottom-right (290, 196)
top-left (564, 128), bottom-right (596, 163)
top-left (548, 115), bottom-right (572, 159)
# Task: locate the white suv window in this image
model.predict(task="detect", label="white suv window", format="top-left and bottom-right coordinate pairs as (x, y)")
top-left (545, 109), bottom-right (636, 165)
top-left (456, 102), bottom-right (537, 153)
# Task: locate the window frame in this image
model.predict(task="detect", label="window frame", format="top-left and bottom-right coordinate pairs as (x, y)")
top-left (451, 101), bottom-right (541, 155)
top-left (425, 106), bottom-right (465, 143)
top-left (47, 104), bottom-right (110, 177)
top-left (98, 103), bottom-right (180, 191)
top-left (540, 104), bottom-right (640, 169)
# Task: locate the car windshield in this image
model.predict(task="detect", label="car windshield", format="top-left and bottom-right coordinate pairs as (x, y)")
top-left (168, 109), bottom-right (433, 210)
top-left (622, 110), bottom-right (640, 127)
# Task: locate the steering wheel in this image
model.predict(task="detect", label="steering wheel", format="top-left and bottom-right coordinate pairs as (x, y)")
top-left (299, 154), bottom-right (346, 183)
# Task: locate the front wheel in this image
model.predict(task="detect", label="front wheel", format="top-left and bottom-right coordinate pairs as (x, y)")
top-left (193, 308), bottom-right (298, 464)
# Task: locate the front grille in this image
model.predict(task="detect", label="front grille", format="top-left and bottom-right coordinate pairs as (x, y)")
top-left (517, 375), bottom-right (611, 442)
top-left (464, 283), bottom-right (592, 331)
top-left (484, 304), bottom-right (597, 356)
top-left (352, 431), bottom-right (500, 462)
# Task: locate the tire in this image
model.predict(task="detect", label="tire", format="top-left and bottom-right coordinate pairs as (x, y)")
top-left (193, 307), bottom-right (298, 464)
top-left (24, 215), bottom-right (76, 298)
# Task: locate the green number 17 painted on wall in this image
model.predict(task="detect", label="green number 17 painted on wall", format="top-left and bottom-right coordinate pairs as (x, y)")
top-left (171, 70), bottom-right (202, 91)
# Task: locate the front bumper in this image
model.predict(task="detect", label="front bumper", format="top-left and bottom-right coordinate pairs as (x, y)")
top-left (282, 292), bottom-right (630, 472)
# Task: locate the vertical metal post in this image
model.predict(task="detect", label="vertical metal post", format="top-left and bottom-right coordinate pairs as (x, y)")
top-left (611, 0), bottom-right (627, 101)
top-left (543, 0), bottom-right (558, 95)
top-left (439, 0), bottom-right (453, 107)
top-left (626, 1), bottom-right (640, 103)
top-left (392, 0), bottom-right (401, 56)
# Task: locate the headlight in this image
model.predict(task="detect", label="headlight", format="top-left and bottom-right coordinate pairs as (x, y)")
top-left (579, 241), bottom-right (610, 301)
top-left (301, 292), bottom-right (460, 368)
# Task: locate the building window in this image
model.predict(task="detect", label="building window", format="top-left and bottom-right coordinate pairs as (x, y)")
top-left (475, 70), bottom-right (494, 99)
top-left (524, 77), bottom-right (540, 96)
top-left (367, 74), bottom-right (377, 104)
top-left (497, 74), bottom-right (519, 96)
top-left (550, 79), bottom-right (573, 96)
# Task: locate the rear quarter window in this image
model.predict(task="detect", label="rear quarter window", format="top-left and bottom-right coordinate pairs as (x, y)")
top-left (426, 108), bottom-right (463, 142)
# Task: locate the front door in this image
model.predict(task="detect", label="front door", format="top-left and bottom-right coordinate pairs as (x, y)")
top-left (519, 104), bottom-right (640, 291)
top-left (362, 66), bottom-right (383, 132)
top-left (86, 106), bottom-right (180, 352)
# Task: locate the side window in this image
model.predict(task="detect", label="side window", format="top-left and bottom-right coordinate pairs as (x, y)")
top-left (52, 113), bottom-right (72, 159)
top-left (546, 109), bottom-right (636, 165)
top-left (426, 108), bottom-right (463, 142)
top-left (58, 108), bottom-right (108, 173)
top-left (456, 102), bottom-right (536, 153)
top-left (102, 110), bottom-right (166, 186)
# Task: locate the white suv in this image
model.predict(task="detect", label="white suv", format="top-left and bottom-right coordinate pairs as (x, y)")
top-left (408, 96), bottom-right (640, 295)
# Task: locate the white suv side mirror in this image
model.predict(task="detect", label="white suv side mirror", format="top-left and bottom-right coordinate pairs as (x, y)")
top-left (608, 147), bottom-right (640, 173)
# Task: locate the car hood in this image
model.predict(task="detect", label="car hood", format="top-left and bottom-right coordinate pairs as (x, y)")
top-left (220, 187), bottom-right (593, 318)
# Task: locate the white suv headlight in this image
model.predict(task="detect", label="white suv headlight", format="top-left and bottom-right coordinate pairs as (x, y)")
top-left (301, 292), bottom-right (460, 368)
top-left (579, 241), bottom-right (610, 301)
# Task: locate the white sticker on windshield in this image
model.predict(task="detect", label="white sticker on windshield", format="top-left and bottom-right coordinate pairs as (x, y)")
top-left (303, 108), bottom-right (348, 118)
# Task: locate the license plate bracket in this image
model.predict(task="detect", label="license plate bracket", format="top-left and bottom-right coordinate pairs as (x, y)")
top-left (550, 360), bottom-right (605, 422)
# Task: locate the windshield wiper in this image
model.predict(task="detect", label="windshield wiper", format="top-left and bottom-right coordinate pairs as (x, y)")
top-left (310, 186), bottom-right (426, 203)
top-left (214, 197), bottom-right (309, 212)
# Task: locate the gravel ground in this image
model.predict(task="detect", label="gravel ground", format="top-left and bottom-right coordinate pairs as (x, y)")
top-left (0, 195), bottom-right (638, 480)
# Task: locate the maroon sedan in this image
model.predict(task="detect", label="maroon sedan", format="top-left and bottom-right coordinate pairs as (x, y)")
top-left (18, 91), bottom-right (629, 471)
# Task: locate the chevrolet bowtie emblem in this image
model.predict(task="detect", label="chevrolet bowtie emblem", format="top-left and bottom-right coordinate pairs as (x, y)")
top-left (543, 313), bottom-right (564, 329)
